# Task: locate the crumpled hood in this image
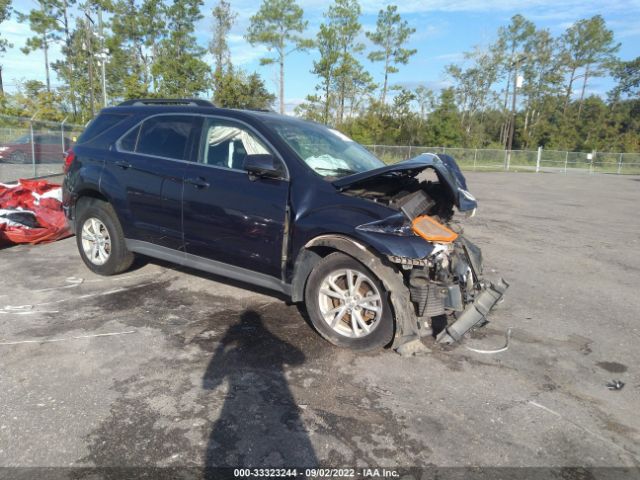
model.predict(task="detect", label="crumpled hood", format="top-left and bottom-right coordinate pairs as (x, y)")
top-left (332, 153), bottom-right (477, 212)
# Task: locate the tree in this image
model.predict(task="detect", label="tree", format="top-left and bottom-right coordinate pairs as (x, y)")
top-left (246, 0), bottom-right (312, 114)
top-left (329, 0), bottom-right (365, 123)
top-left (110, 0), bottom-right (165, 97)
top-left (152, 0), bottom-right (210, 96)
top-left (18, 0), bottom-right (59, 92)
top-left (294, 94), bottom-right (326, 123)
top-left (495, 14), bottom-right (535, 147)
top-left (311, 22), bottom-right (339, 123)
top-left (446, 46), bottom-right (501, 146)
top-left (610, 57), bottom-right (640, 100)
top-left (214, 67), bottom-right (275, 109)
top-left (366, 5), bottom-right (416, 105)
top-left (414, 85), bottom-right (435, 121)
top-left (424, 88), bottom-right (463, 147)
top-left (517, 29), bottom-right (564, 147)
top-left (310, 0), bottom-right (368, 124)
top-left (0, 0), bottom-right (12, 94)
top-left (560, 15), bottom-right (619, 118)
top-left (210, 0), bottom-right (236, 91)
top-left (497, 15), bottom-right (534, 108)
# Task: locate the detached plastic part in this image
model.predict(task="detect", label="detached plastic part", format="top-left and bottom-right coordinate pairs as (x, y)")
top-left (412, 215), bottom-right (458, 243)
top-left (436, 278), bottom-right (510, 344)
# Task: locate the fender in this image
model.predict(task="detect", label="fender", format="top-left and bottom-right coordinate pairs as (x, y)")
top-left (96, 165), bottom-right (137, 238)
top-left (62, 157), bottom-right (105, 230)
top-left (291, 234), bottom-right (422, 349)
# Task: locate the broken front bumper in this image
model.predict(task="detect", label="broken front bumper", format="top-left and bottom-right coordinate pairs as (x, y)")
top-left (436, 278), bottom-right (509, 344)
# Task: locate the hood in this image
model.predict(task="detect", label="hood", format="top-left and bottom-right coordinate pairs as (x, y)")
top-left (333, 153), bottom-right (477, 212)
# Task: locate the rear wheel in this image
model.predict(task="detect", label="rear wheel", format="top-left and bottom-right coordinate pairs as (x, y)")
top-left (8, 151), bottom-right (28, 164)
top-left (75, 198), bottom-right (134, 275)
top-left (304, 252), bottom-right (394, 351)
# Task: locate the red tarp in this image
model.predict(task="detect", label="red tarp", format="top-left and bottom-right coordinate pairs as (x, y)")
top-left (0, 179), bottom-right (72, 246)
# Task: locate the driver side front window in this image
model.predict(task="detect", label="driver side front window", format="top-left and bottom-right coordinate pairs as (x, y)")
top-left (200, 120), bottom-right (272, 171)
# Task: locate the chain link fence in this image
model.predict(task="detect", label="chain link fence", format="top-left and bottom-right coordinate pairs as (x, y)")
top-left (0, 115), bottom-right (84, 183)
top-left (366, 145), bottom-right (640, 175)
top-left (2, 115), bottom-right (639, 183)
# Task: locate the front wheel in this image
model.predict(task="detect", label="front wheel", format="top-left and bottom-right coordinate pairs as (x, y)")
top-left (304, 252), bottom-right (394, 351)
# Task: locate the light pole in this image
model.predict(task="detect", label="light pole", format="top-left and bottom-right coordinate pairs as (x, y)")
top-left (506, 54), bottom-right (526, 170)
top-left (97, 9), bottom-right (108, 107)
top-left (30, 110), bottom-right (40, 177)
top-left (84, 9), bottom-right (95, 117)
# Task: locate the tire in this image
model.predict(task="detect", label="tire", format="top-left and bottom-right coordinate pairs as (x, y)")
top-left (75, 198), bottom-right (134, 275)
top-left (8, 151), bottom-right (28, 164)
top-left (304, 252), bottom-right (394, 351)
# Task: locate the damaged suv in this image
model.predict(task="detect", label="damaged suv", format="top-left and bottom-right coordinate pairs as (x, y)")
top-left (63, 98), bottom-right (508, 354)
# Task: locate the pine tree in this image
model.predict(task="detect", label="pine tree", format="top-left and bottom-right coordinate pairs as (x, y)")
top-left (246, 0), bottom-right (312, 114)
top-left (0, 0), bottom-right (13, 95)
top-left (18, 0), bottom-right (59, 92)
top-left (152, 0), bottom-right (210, 96)
top-left (210, 0), bottom-right (236, 91)
top-left (366, 5), bottom-right (416, 105)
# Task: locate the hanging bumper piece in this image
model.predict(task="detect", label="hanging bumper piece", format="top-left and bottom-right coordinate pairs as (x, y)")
top-left (436, 278), bottom-right (510, 345)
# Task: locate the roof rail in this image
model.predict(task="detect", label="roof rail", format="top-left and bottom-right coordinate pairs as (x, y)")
top-left (117, 98), bottom-right (215, 107)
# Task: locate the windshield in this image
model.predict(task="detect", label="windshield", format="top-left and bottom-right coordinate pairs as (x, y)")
top-left (10, 135), bottom-right (30, 145)
top-left (267, 118), bottom-right (384, 179)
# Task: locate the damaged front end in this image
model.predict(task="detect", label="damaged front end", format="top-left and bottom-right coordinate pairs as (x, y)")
top-left (340, 153), bottom-right (509, 346)
top-left (402, 236), bottom-right (509, 345)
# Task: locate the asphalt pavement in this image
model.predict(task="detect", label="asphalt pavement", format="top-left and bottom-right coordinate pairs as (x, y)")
top-left (1, 172), bottom-right (639, 476)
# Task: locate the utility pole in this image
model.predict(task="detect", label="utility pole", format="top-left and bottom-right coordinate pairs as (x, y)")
top-left (41, 2), bottom-right (51, 92)
top-left (98, 9), bottom-right (107, 107)
top-left (84, 9), bottom-right (95, 117)
top-left (506, 54), bottom-right (524, 170)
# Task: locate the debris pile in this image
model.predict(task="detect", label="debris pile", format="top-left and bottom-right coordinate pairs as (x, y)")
top-left (0, 179), bottom-right (71, 246)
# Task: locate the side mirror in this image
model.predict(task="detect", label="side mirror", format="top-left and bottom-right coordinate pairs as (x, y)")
top-left (243, 154), bottom-right (283, 179)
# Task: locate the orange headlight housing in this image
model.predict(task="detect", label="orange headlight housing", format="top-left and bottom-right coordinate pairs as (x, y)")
top-left (412, 215), bottom-right (458, 243)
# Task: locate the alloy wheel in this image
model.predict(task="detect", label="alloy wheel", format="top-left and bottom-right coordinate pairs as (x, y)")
top-left (81, 217), bottom-right (111, 266)
top-left (317, 268), bottom-right (383, 338)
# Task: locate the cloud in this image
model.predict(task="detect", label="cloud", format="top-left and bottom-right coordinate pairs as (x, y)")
top-left (231, 43), bottom-right (271, 66)
top-left (433, 52), bottom-right (465, 62)
top-left (392, 79), bottom-right (453, 92)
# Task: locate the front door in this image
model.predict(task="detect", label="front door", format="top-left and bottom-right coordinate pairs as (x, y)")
top-left (182, 118), bottom-right (289, 279)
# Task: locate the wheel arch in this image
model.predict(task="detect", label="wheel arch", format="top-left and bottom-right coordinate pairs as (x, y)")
top-left (76, 188), bottom-right (109, 206)
top-left (290, 234), bottom-right (420, 346)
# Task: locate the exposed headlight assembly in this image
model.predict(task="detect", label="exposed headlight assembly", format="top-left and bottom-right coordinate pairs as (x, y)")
top-left (356, 215), bottom-right (414, 236)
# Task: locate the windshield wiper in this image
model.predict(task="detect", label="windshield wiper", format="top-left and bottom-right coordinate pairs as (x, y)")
top-left (315, 167), bottom-right (358, 176)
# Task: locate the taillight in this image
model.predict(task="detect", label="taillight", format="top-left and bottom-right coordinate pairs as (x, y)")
top-left (63, 149), bottom-right (75, 174)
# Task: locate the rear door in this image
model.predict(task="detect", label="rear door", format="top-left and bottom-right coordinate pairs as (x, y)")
top-left (108, 114), bottom-right (201, 250)
top-left (182, 117), bottom-right (290, 279)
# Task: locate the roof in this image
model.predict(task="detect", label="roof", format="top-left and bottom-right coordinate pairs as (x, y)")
top-left (100, 99), bottom-right (297, 126)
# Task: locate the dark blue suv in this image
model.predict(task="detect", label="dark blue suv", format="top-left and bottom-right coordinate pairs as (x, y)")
top-left (62, 99), bottom-right (507, 354)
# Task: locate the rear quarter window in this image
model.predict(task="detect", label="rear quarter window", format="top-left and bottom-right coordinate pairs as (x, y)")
top-left (77, 113), bottom-right (131, 146)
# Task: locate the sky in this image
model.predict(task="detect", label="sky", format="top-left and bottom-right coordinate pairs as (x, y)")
top-left (2, 0), bottom-right (640, 113)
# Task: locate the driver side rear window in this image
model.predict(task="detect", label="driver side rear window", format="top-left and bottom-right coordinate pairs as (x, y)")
top-left (119, 115), bottom-right (197, 161)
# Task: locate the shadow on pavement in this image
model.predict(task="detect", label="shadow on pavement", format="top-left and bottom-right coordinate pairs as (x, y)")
top-left (203, 309), bottom-right (317, 475)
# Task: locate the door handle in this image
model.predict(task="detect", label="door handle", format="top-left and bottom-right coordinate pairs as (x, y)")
top-left (114, 160), bottom-right (132, 169)
top-left (185, 177), bottom-right (210, 189)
